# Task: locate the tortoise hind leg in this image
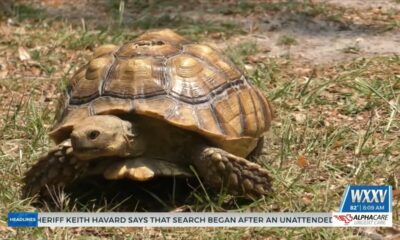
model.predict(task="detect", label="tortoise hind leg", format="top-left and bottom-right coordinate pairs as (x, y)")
top-left (192, 147), bottom-right (272, 198)
top-left (22, 140), bottom-right (86, 198)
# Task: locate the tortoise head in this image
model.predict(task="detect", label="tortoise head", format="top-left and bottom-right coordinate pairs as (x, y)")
top-left (70, 115), bottom-right (145, 160)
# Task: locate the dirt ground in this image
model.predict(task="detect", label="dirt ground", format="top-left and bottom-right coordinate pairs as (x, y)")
top-left (19, 0), bottom-right (400, 64)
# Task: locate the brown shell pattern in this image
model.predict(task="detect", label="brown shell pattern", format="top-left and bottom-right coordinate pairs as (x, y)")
top-left (52, 29), bottom-right (273, 157)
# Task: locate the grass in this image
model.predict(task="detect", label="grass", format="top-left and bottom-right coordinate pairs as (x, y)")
top-left (12, 4), bottom-right (46, 22)
top-left (277, 35), bottom-right (298, 46)
top-left (206, 0), bottom-right (399, 31)
top-left (1, 0), bottom-right (399, 239)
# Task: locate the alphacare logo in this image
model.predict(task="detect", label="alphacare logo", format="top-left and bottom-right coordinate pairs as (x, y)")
top-left (340, 185), bottom-right (392, 213)
top-left (334, 214), bottom-right (353, 224)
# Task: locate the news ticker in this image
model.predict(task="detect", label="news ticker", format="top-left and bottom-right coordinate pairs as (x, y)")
top-left (8, 185), bottom-right (393, 227)
top-left (7, 212), bottom-right (393, 227)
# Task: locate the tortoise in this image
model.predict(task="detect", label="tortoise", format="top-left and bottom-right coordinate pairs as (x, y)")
top-left (23, 29), bottom-right (274, 199)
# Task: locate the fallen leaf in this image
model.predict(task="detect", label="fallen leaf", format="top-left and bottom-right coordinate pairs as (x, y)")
top-left (294, 67), bottom-right (312, 75)
top-left (170, 205), bottom-right (190, 212)
top-left (292, 112), bottom-right (306, 124)
top-left (209, 32), bottom-right (223, 40)
top-left (0, 57), bottom-right (7, 78)
top-left (246, 54), bottom-right (268, 63)
top-left (0, 223), bottom-right (16, 234)
top-left (18, 46), bottom-right (31, 61)
top-left (297, 155), bottom-right (309, 168)
top-left (244, 64), bottom-right (255, 72)
top-left (41, 0), bottom-right (65, 7)
top-left (0, 23), bottom-right (11, 37)
top-left (302, 192), bottom-right (314, 205)
top-left (30, 66), bottom-right (41, 76)
top-left (393, 189), bottom-right (400, 200)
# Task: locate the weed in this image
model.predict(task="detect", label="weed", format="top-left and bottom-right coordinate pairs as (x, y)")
top-left (277, 35), bottom-right (298, 46)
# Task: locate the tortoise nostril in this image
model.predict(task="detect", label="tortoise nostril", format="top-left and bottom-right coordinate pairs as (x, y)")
top-left (87, 130), bottom-right (100, 140)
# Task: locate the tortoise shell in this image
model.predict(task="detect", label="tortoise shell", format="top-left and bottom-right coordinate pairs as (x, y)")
top-left (50, 29), bottom-right (273, 157)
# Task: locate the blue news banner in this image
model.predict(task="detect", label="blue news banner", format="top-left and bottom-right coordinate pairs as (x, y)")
top-left (340, 185), bottom-right (392, 212)
top-left (8, 185), bottom-right (393, 227)
top-left (8, 212), bottom-right (38, 227)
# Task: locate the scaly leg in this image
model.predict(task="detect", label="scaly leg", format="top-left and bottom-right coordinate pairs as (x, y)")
top-left (192, 147), bottom-right (272, 198)
top-left (22, 140), bottom-right (88, 198)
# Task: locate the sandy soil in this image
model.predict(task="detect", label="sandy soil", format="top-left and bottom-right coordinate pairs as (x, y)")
top-left (23, 0), bottom-right (399, 65)
top-left (322, 0), bottom-right (400, 11)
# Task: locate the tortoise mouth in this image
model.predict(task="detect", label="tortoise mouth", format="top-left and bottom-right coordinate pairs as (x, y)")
top-left (74, 147), bottom-right (100, 153)
top-left (74, 147), bottom-right (99, 152)
top-left (72, 147), bottom-right (103, 160)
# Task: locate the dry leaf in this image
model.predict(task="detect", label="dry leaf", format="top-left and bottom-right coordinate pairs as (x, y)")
top-left (18, 46), bottom-right (31, 61)
top-left (292, 112), bottom-right (306, 123)
top-left (170, 205), bottom-right (190, 212)
top-left (0, 223), bottom-right (16, 234)
top-left (0, 23), bottom-right (11, 37)
top-left (244, 64), bottom-right (255, 72)
top-left (302, 192), bottom-right (314, 205)
top-left (41, 0), bottom-right (65, 7)
top-left (297, 155), bottom-right (309, 168)
top-left (246, 54), bottom-right (268, 63)
top-left (209, 32), bottom-right (223, 40)
top-left (30, 66), bottom-right (41, 76)
top-left (294, 67), bottom-right (312, 75)
top-left (393, 189), bottom-right (400, 200)
top-left (0, 57), bottom-right (7, 78)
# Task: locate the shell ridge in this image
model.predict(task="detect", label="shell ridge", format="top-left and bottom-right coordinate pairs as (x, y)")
top-left (183, 44), bottom-right (243, 82)
top-left (248, 89), bottom-right (260, 133)
top-left (71, 78), bottom-right (247, 106)
top-left (237, 94), bottom-right (246, 136)
top-left (99, 49), bottom-right (119, 96)
top-left (253, 88), bottom-right (270, 130)
top-left (209, 103), bottom-right (226, 135)
top-left (182, 50), bottom-right (230, 87)
top-left (193, 106), bottom-right (204, 130)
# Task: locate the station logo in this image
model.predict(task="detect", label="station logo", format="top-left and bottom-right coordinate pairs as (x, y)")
top-left (334, 214), bottom-right (353, 225)
top-left (333, 185), bottom-right (392, 227)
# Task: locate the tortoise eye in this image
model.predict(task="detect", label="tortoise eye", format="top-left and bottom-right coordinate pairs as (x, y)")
top-left (88, 130), bottom-right (100, 140)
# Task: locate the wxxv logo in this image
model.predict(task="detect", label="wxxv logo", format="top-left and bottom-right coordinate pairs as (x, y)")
top-left (351, 189), bottom-right (388, 204)
top-left (340, 185), bottom-right (392, 212)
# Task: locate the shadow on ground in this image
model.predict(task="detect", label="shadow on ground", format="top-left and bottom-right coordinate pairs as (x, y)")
top-left (31, 176), bottom-right (255, 212)
top-left (31, 177), bottom-right (198, 212)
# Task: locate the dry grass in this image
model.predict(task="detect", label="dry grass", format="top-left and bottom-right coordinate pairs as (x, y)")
top-left (0, 0), bottom-right (399, 239)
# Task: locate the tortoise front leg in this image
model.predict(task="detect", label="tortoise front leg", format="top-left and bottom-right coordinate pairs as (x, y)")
top-left (192, 147), bottom-right (272, 198)
top-left (22, 140), bottom-right (88, 198)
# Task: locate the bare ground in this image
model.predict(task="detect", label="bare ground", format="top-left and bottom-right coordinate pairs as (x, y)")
top-left (18, 0), bottom-right (400, 64)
